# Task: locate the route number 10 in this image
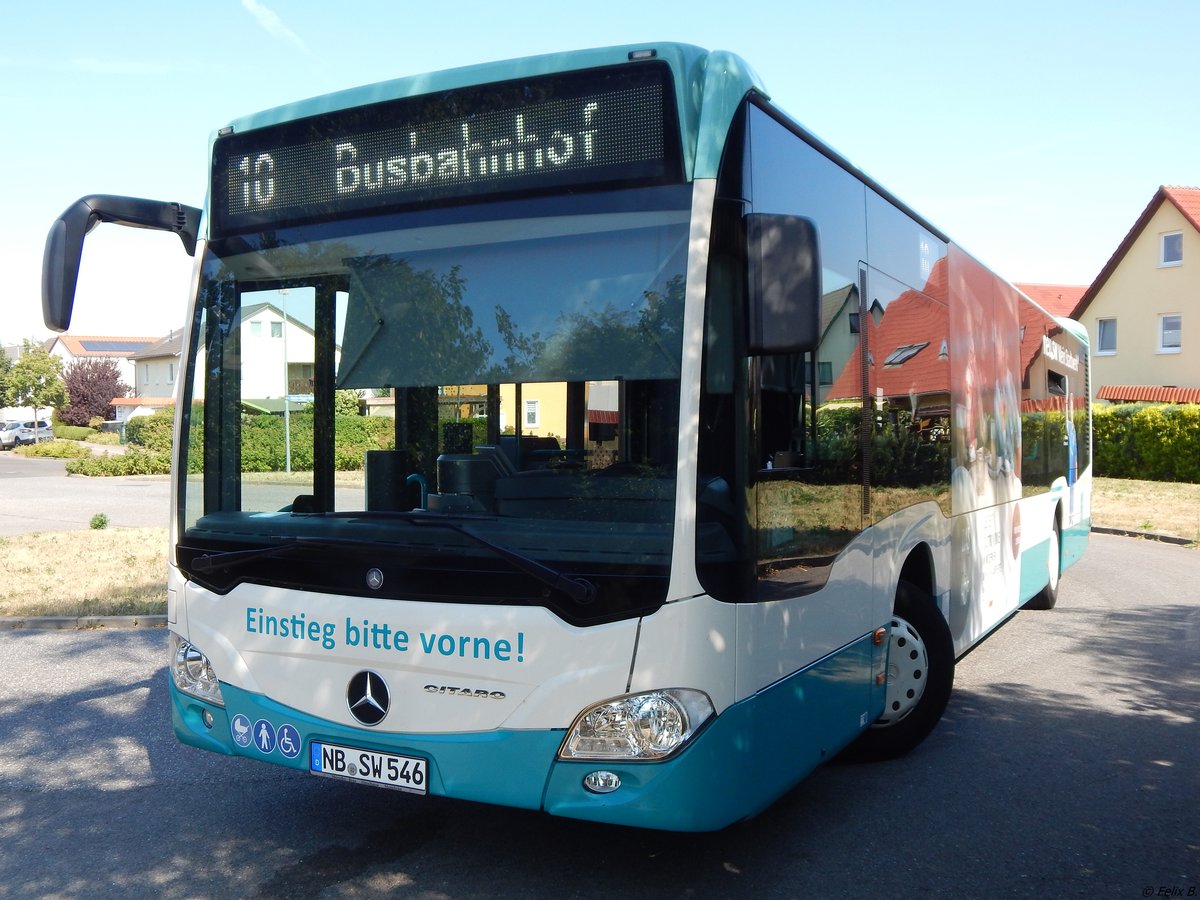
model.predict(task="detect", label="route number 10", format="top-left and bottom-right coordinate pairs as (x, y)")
top-left (237, 153), bottom-right (276, 208)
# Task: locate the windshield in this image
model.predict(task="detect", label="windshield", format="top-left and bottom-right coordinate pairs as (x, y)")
top-left (178, 186), bottom-right (692, 624)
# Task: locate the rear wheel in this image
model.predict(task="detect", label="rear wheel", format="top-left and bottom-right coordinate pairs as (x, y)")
top-left (841, 580), bottom-right (954, 761)
top-left (1024, 519), bottom-right (1061, 610)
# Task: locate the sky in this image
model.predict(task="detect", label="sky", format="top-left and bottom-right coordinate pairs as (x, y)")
top-left (1, 0), bottom-right (1197, 345)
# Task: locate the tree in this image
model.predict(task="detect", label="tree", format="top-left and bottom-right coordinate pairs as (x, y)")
top-left (6, 342), bottom-right (66, 436)
top-left (0, 350), bottom-right (12, 409)
top-left (61, 358), bottom-right (130, 425)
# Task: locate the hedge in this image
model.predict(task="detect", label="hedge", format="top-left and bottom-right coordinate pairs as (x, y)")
top-left (65, 448), bottom-right (172, 476)
top-left (1093, 403), bottom-right (1200, 482)
top-left (238, 412), bottom-right (395, 472)
top-left (125, 413), bottom-right (174, 453)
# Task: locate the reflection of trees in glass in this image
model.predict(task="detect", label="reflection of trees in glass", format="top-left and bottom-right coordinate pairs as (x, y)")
top-left (492, 305), bottom-right (545, 382)
top-left (342, 252), bottom-right (686, 388)
top-left (536, 274), bottom-right (685, 380)
top-left (341, 257), bottom-right (492, 388)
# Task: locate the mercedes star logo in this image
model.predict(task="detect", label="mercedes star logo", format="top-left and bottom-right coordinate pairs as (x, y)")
top-left (366, 568), bottom-right (385, 590)
top-left (347, 670), bottom-right (390, 726)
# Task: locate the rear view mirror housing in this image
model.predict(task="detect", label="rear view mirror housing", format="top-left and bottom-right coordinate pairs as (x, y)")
top-left (42, 195), bottom-right (202, 332)
top-left (745, 213), bottom-right (821, 355)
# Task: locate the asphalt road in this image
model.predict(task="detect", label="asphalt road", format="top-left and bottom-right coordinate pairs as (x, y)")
top-left (0, 531), bottom-right (1196, 898)
top-left (0, 453), bottom-right (171, 535)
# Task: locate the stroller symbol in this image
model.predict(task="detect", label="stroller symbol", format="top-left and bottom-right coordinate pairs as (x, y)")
top-left (231, 714), bottom-right (252, 748)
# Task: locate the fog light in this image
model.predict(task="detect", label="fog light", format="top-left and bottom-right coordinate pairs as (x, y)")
top-left (583, 771), bottom-right (622, 794)
top-left (202, 709), bottom-right (215, 729)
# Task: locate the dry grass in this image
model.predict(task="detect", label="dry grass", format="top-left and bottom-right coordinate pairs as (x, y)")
top-left (0, 527), bottom-right (168, 618)
top-left (0, 476), bottom-right (1194, 619)
top-left (1090, 477), bottom-right (1200, 543)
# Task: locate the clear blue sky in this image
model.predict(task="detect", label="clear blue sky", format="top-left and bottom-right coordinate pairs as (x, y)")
top-left (2, 0), bottom-right (1196, 343)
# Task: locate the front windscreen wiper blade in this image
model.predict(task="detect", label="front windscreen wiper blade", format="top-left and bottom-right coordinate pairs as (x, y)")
top-left (189, 537), bottom-right (333, 574)
top-left (403, 515), bottom-right (597, 606)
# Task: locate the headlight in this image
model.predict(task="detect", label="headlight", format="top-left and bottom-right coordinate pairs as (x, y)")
top-left (559, 689), bottom-right (713, 761)
top-left (169, 632), bottom-right (225, 707)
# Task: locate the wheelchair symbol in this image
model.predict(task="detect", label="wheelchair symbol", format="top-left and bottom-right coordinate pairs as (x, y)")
top-left (277, 723), bottom-right (301, 759)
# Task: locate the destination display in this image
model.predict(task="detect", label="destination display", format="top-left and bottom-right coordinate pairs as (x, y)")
top-left (212, 63), bottom-right (680, 235)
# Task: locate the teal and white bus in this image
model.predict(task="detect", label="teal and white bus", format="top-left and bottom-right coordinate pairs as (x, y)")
top-left (43, 43), bottom-right (1090, 831)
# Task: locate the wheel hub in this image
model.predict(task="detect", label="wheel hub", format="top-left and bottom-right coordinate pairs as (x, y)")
top-left (876, 616), bottom-right (929, 726)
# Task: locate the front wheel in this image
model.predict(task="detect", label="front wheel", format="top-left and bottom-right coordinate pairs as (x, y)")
top-left (841, 581), bottom-right (954, 762)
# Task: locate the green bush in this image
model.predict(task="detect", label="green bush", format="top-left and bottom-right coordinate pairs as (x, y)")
top-left (1093, 403), bottom-right (1200, 482)
top-left (233, 412), bottom-right (394, 473)
top-left (126, 409), bottom-right (175, 452)
top-left (53, 424), bottom-right (96, 442)
top-left (65, 449), bottom-right (172, 476)
top-left (16, 440), bottom-right (92, 459)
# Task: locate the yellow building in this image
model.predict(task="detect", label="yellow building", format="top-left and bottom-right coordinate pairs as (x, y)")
top-left (1073, 186), bottom-right (1200, 403)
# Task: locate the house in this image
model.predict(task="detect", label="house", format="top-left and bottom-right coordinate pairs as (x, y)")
top-left (46, 334), bottom-right (158, 389)
top-left (130, 330), bottom-right (183, 399)
top-left (99, 301), bottom-right (332, 423)
top-left (103, 330), bottom-right (186, 424)
top-left (822, 255), bottom-right (1089, 438)
top-left (185, 301), bottom-right (340, 413)
top-left (1071, 185), bottom-right (1200, 403)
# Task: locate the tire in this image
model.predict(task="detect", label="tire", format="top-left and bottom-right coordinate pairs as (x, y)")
top-left (1024, 519), bottom-right (1061, 610)
top-left (840, 580), bottom-right (955, 762)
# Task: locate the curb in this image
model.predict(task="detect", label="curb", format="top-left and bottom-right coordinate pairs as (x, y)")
top-left (1091, 526), bottom-right (1197, 547)
top-left (0, 615), bottom-right (167, 631)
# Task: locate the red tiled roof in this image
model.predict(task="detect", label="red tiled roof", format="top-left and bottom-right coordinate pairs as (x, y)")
top-left (826, 287), bottom-right (949, 403)
top-left (1073, 185), bottom-right (1200, 318)
top-left (1015, 283), bottom-right (1087, 318)
top-left (1097, 385), bottom-right (1200, 404)
top-left (1164, 185), bottom-right (1200, 233)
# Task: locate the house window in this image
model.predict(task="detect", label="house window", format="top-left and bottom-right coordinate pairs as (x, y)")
top-left (819, 361), bottom-right (833, 385)
top-left (168, 363), bottom-right (175, 384)
top-left (271, 321), bottom-right (283, 338)
top-left (524, 399), bottom-right (540, 429)
top-left (1159, 314), bottom-right (1182, 352)
top-left (883, 342), bottom-right (929, 366)
top-left (1096, 318), bottom-right (1117, 354)
top-left (250, 321), bottom-right (262, 337)
top-left (1160, 232), bottom-right (1183, 267)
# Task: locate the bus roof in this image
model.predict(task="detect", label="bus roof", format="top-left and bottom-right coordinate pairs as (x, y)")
top-left (217, 43), bottom-right (768, 183)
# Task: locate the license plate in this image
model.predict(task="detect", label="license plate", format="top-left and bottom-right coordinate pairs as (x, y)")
top-left (310, 741), bottom-right (428, 794)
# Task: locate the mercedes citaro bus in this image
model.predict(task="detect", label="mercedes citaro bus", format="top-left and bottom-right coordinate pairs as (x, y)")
top-left (42, 43), bottom-right (1089, 831)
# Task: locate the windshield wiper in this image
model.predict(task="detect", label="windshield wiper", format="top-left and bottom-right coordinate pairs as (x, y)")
top-left (403, 515), bottom-right (597, 605)
top-left (348, 511), bottom-right (599, 605)
top-left (188, 538), bottom-right (320, 574)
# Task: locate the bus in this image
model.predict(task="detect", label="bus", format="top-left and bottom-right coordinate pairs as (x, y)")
top-left (42, 43), bottom-right (1090, 831)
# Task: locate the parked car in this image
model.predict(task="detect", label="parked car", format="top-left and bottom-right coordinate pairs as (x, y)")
top-left (0, 420), bottom-right (52, 449)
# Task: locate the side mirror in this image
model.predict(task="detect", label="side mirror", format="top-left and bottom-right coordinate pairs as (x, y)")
top-left (41, 195), bottom-right (202, 333)
top-left (745, 213), bottom-right (821, 355)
